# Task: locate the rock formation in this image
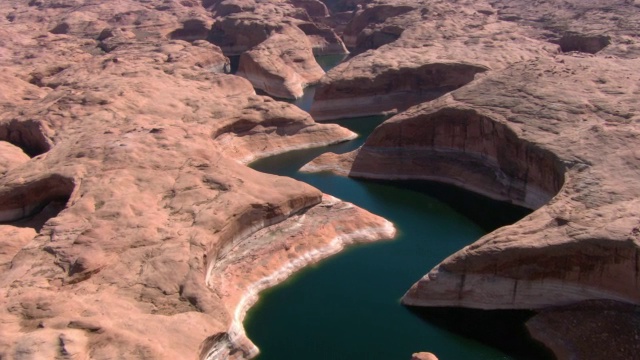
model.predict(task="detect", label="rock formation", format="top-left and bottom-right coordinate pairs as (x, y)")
top-left (236, 26), bottom-right (325, 99)
top-left (411, 352), bottom-right (439, 360)
top-left (0, 0), bottom-right (394, 358)
top-left (310, 1), bottom-right (558, 121)
top-left (395, 56), bottom-right (640, 309)
top-left (4, 0), bottom-right (640, 358)
top-left (308, 54), bottom-right (640, 311)
top-left (207, 0), bottom-right (348, 98)
top-left (301, 0), bottom-right (640, 358)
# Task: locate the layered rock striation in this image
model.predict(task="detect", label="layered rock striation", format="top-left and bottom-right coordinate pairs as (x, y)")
top-left (0, 0), bottom-right (394, 358)
top-left (307, 55), bottom-right (640, 310)
top-left (303, 0), bottom-right (640, 357)
top-left (398, 56), bottom-right (640, 310)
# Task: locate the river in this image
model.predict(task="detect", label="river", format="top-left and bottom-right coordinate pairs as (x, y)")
top-left (243, 56), bottom-right (553, 360)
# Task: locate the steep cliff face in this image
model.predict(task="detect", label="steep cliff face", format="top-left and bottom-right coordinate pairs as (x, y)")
top-left (310, 0), bottom-right (558, 121)
top-left (352, 107), bottom-right (564, 209)
top-left (487, 0), bottom-right (639, 58)
top-left (386, 56), bottom-right (640, 310)
top-left (342, 2), bottom-right (415, 50)
top-left (311, 57), bottom-right (489, 120)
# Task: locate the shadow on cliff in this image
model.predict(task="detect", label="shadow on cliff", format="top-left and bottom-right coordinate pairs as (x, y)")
top-left (0, 119), bottom-right (52, 157)
top-left (0, 175), bottom-right (74, 232)
top-left (407, 306), bottom-right (555, 360)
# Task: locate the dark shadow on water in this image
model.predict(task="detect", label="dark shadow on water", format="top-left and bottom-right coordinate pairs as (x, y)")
top-left (407, 306), bottom-right (555, 360)
top-left (366, 180), bottom-right (532, 233)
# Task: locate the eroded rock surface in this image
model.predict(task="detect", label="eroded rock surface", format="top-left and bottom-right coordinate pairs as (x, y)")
top-left (236, 26), bottom-right (326, 99)
top-left (207, 0), bottom-right (348, 98)
top-left (302, 1), bottom-right (640, 358)
top-left (488, 0), bottom-right (640, 57)
top-left (397, 56), bottom-right (640, 310)
top-left (309, 55), bottom-right (640, 310)
top-left (310, 0), bottom-right (558, 121)
top-left (0, 0), bottom-right (393, 359)
top-left (206, 194), bottom-right (394, 358)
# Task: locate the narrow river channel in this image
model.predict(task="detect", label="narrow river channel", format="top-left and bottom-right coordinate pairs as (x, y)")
top-left (244, 56), bottom-right (553, 360)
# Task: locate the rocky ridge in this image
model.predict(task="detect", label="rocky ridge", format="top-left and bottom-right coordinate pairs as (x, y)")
top-left (310, 0), bottom-right (560, 120)
top-left (0, 0), bottom-right (394, 358)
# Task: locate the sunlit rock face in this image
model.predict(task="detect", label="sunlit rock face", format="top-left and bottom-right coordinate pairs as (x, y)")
top-left (0, 0), bottom-right (388, 359)
top-left (3, 0), bottom-right (640, 359)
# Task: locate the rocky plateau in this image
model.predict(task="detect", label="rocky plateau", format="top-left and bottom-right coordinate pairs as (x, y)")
top-left (0, 0), bottom-right (393, 358)
top-left (2, 0), bottom-right (640, 359)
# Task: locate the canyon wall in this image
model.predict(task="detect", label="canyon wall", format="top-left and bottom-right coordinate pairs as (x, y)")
top-left (310, 1), bottom-right (559, 121)
top-left (309, 55), bottom-right (640, 311)
top-left (302, 0), bottom-right (640, 316)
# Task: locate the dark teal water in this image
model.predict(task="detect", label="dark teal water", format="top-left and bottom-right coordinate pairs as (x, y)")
top-left (243, 56), bottom-right (553, 360)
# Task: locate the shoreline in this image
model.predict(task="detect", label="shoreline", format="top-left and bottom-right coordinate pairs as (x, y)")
top-left (202, 195), bottom-right (396, 359)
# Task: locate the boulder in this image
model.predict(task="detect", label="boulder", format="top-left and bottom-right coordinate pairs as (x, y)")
top-left (411, 352), bottom-right (439, 360)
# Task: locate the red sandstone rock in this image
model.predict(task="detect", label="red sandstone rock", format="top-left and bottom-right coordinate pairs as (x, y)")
top-left (396, 56), bottom-right (640, 310)
top-left (0, 142), bottom-right (30, 176)
top-left (411, 352), bottom-right (439, 360)
top-left (0, 1), bottom-right (392, 359)
top-left (208, 0), bottom-right (347, 98)
top-left (206, 194), bottom-right (394, 357)
top-left (310, 0), bottom-right (558, 121)
top-left (236, 26), bottom-right (326, 99)
top-left (487, 0), bottom-right (640, 58)
top-left (310, 55), bottom-right (640, 312)
top-left (301, 2), bottom-right (640, 358)
top-left (342, 1), bottom-right (415, 50)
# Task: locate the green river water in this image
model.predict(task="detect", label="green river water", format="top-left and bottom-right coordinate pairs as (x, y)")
top-left (243, 56), bottom-right (553, 360)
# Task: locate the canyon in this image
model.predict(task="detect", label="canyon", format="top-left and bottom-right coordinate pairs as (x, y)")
top-left (1, 0), bottom-right (639, 359)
